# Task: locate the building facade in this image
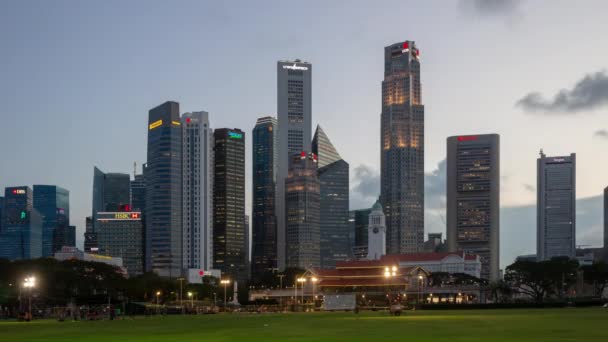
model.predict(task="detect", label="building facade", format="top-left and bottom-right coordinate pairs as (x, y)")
top-left (277, 59), bottom-right (312, 270)
top-left (313, 125), bottom-right (350, 269)
top-left (285, 152), bottom-right (320, 269)
top-left (447, 134), bottom-right (500, 281)
top-left (350, 208), bottom-right (372, 259)
top-left (92, 167), bottom-right (130, 215)
top-left (251, 116), bottom-right (278, 281)
top-left (182, 111), bottom-right (214, 271)
top-left (367, 201), bottom-right (386, 260)
top-left (380, 40), bottom-right (425, 255)
top-left (213, 128), bottom-right (247, 283)
top-left (33, 185), bottom-right (70, 256)
top-left (537, 151), bottom-right (576, 260)
top-left (0, 187), bottom-right (42, 260)
top-left (96, 211), bottom-right (144, 276)
top-left (146, 101), bottom-right (183, 277)
top-left (84, 216), bottom-right (98, 253)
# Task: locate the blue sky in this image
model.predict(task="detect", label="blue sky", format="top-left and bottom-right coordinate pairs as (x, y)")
top-left (1, 0), bottom-right (608, 268)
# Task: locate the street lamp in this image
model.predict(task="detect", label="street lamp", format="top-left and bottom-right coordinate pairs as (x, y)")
top-left (311, 277), bottom-right (318, 310)
top-left (155, 291), bottom-right (161, 315)
top-left (220, 279), bottom-right (230, 311)
top-left (23, 276), bottom-right (36, 321)
top-left (188, 291), bottom-right (193, 308)
top-left (297, 278), bottom-right (306, 305)
top-left (418, 275), bottom-right (423, 305)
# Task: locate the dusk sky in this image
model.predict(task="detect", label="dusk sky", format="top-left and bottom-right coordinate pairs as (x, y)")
top-left (1, 0), bottom-right (607, 268)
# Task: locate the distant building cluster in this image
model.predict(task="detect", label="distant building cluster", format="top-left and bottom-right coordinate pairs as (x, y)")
top-left (1, 39), bottom-right (606, 285)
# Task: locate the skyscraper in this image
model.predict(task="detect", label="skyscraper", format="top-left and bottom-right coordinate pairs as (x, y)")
top-left (447, 134), bottom-right (500, 281)
top-left (96, 211), bottom-right (144, 276)
top-left (84, 216), bottom-right (97, 253)
top-left (380, 40), bottom-right (424, 255)
top-left (92, 167), bottom-right (131, 215)
top-left (313, 125), bottom-right (350, 269)
top-left (350, 208), bottom-right (372, 259)
top-left (213, 128), bottom-right (247, 283)
top-left (130, 166), bottom-right (146, 212)
top-left (0, 196), bottom-right (4, 235)
top-left (285, 152), bottom-right (320, 269)
top-left (0, 187), bottom-right (42, 260)
top-left (277, 59), bottom-right (312, 270)
top-left (182, 111), bottom-right (214, 272)
top-left (537, 151), bottom-right (576, 260)
top-left (33, 185), bottom-right (70, 256)
top-left (146, 101), bottom-right (183, 277)
top-left (251, 116), bottom-right (278, 281)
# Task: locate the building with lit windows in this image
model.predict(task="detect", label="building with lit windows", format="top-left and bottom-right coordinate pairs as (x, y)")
top-left (213, 128), bottom-right (247, 283)
top-left (285, 152), bottom-right (320, 269)
top-left (380, 40), bottom-right (425, 255)
top-left (537, 151), bottom-right (576, 260)
top-left (146, 101), bottom-right (183, 277)
top-left (0, 186), bottom-right (42, 260)
top-left (33, 185), bottom-right (71, 256)
top-left (276, 59), bottom-right (312, 270)
top-left (447, 134), bottom-right (500, 281)
top-left (251, 116), bottom-right (278, 281)
top-left (182, 111), bottom-right (214, 272)
top-left (313, 125), bottom-right (350, 268)
top-left (96, 211), bottom-right (144, 276)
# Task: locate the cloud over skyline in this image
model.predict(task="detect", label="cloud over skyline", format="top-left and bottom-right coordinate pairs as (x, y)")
top-left (517, 70), bottom-right (608, 113)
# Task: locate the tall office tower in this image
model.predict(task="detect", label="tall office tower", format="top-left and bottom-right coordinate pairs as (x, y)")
top-left (285, 152), bottom-right (320, 269)
top-left (367, 200), bottom-right (386, 260)
top-left (146, 101), bottom-right (183, 277)
top-left (84, 216), bottom-right (98, 253)
top-left (313, 125), bottom-right (350, 268)
top-left (96, 211), bottom-right (144, 276)
top-left (251, 116), bottom-right (278, 281)
top-left (537, 151), bottom-right (576, 260)
top-left (33, 185), bottom-right (70, 256)
top-left (380, 40), bottom-right (425, 255)
top-left (604, 187), bottom-right (608, 262)
top-left (93, 167), bottom-right (131, 214)
top-left (350, 208), bottom-right (372, 259)
top-left (0, 196), bottom-right (4, 234)
top-left (130, 166), bottom-right (146, 212)
top-left (213, 128), bottom-right (247, 283)
top-left (447, 134), bottom-right (500, 281)
top-left (182, 111), bottom-right (214, 272)
top-left (0, 187), bottom-right (42, 260)
top-left (277, 59), bottom-right (312, 270)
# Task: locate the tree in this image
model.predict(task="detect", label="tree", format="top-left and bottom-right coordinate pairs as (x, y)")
top-left (505, 257), bottom-right (579, 303)
top-left (581, 261), bottom-right (608, 297)
top-left (489, 280), bottom-right (513, 303)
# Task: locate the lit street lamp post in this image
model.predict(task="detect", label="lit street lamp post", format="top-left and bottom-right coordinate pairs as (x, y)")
top-left (311, 277), bottom-right (318, 310)
top-left (155, 291), bottom-right (161, 315)
top-left (188, 291), bottom-right (193, 308)
top-left (220, 279), bottom-right (230, 311)
top-left (297, 278), bottom-right (306, 306)
top-left (23, 276), bottom-right (36, 321)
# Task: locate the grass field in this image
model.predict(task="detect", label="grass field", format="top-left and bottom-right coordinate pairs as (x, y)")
top-left (1, 308), bottom-right (607, 341)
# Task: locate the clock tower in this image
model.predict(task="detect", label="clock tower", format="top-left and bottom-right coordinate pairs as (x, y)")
top-left (367, 200), bottom-right (386, 260)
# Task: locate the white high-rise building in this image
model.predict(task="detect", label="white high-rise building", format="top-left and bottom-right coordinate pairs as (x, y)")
top-left (276, 59), bottom-right (312, 270)
top-left (367, 200), bottom-right (386, 260)
top-left (182, 111), bottom-right (214, 271)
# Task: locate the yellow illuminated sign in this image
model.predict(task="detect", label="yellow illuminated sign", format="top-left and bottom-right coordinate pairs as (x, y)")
top-left (172, 121), bottom-right (181, 126)
top-left (149, 120), bottom-right (163, 130)
top-left (114, 213), bottom-right (130, 219)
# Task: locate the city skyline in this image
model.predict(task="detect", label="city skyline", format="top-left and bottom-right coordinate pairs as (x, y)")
top-left (2, 1), bottom-right (608, 268)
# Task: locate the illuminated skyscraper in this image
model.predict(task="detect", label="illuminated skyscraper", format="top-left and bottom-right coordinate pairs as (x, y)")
top-left (537, 151), bottom-right (576, 260)
top-left (313, 125), bottom-right (350, 268)
top-left (33, 185), bottom-right (70, 256)
top-left (0, 186), bottom-right (42, 260)
top-left (213, 128), bottom-right (247, 283)
top-left (146, 101), bottom-right (183, 277)
top-left (380, 40), bottom-right (424, 254)
top-left (251, 116), bottom-right (278, 281)
top-left (182, 111), bottom-right (214, 271)
top-left (447, 134), bottom-right (500, 281)
top-left (276, 59), bottom-right (312, 270)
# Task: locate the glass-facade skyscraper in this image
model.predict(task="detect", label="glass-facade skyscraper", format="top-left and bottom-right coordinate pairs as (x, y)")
top-left (146, 101), bottom-right (183, 277)
top-left (380, 40), bottom-right (425, 254)
top-left (33, 185), bottom-right (70, 256)
top-left (350, 208), bottom-right (372, 259)
top-left (213, 128), bottom-right (247, 283)
top-left (251, 116), bottom-right (278, 281)
top-left (537, 151), bottom-right (576, 260)
top-left (92, 167), bottom-right (130, 222)
top-left (285, 152), bottom-right (320, 269)
top-left (182, 111), bottom-right (214, 271)
top-left (313, 125), bottom-right (350, 269)
top-left (0, 186), bottom-right (42, 260)
top-left (447, 134), bottom-right (500, 281)
top-left (277, 59), bottom-right (312, 270)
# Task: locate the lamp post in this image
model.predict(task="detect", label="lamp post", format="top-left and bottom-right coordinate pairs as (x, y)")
top-left (417, 275), bottom-right (424, 305)
top-left (297, 278), bottom-right (306, 305)
top-left (177, 277), bottom-right (185, 309)
top-left (188, 291), bottom-right (193, 308)
top-left (155, 291), bottom-right (161, 315)
top-left (311, 277), bottom-right (318, 310)
top-left (384, 266), bottom-right (396, 305)
top-left (220, 279), bottom-right (230, 311)
top-left (278, 274), bottom-right (285, 307)
top-left (23, 276), bottom-right (36, 321)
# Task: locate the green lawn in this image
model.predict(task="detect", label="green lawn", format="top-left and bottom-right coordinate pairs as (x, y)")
top-left (0, 308), bottom-right (606, 341)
